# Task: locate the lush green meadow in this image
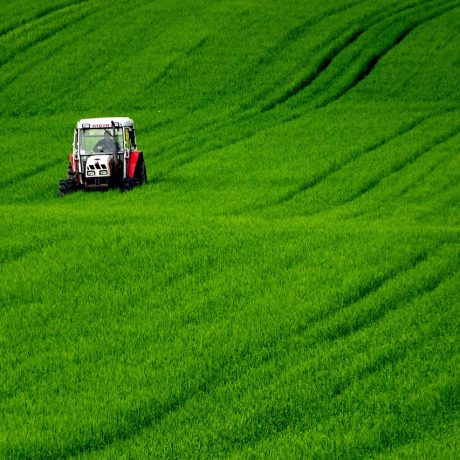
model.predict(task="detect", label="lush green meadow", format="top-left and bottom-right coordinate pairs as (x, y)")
top-left (1, 0), bottom-right (459, 458)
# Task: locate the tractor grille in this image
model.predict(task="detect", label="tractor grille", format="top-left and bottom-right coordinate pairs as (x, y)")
top-left (87, 164), bottom-right (107, 170)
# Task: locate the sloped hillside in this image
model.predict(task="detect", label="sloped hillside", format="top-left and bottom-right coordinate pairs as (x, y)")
top-left (0, 0), bottom-right (459, 458)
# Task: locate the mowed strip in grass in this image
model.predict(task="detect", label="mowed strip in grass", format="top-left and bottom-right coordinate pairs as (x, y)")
top-left (0, 0), bottom-right (459, 457)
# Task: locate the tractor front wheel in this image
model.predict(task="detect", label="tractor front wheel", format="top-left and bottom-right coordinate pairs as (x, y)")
top-left (59, 178), bottom-right (76, 196)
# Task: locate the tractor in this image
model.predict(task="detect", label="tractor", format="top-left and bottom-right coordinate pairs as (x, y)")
top-left (59, 117), bottom-right (147, 196)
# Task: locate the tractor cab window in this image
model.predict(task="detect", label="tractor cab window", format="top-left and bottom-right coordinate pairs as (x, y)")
top-left (125, 128), bottom-right (136, 150)
top-left (80, 128), bottom-right (124, 154)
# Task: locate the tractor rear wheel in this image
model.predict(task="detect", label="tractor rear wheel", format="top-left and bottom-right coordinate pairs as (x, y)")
top-left (134, 155), bottom-right (147, 185)
top-left (121, 178), bottom-right (139, 192)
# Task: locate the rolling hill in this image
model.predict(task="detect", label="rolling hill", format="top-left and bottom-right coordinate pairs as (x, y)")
top-left (0, 0), bottom-right (459, 457)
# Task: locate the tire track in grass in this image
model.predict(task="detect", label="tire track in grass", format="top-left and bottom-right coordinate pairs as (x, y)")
top-left (100, 240), bottom-right (458, 455)
top-left (202, 0), bottom-right (370, 114)
top-left (327, 267), bottom-right (459, 352)
top-left (0, 1), bottom-right (95, 69)
top-left (275, 118), bottom-right (429, 207)
top-left (393, 148), bottom-right (460, 203)
top-left (233, 348), bottom-right (406, 454)
top-left (295, 271), bottom-right (458, 454)
top-left (316, 1), bottom-right (460, 108)
top-left (250, 241), bottom-right (458, 386)
top-left (49, 350), bottom-right (259, 458)
top-left (292, 248), bottom-right (433, 339)
top-left (0, 228), bottom-right (71, 269)
top-left (45, 245), bottom-right (456, 457)
top-left (156, 85), bottom-right (424, 177)
top-left (5, 243), bottom-right (415, 456)
top-left (158, 128), bottom-right (257, 177)
top-left (254, 0), bottom-right (367, 68)
top-left (139, 0), bottom-right (374, 165)
top-left (102, 249), bottom-right (434, 457)
top-left (0, 39), bottom-right (71, 93)
top-left (0, 158), bottom-right (62, 192)
top-left (152, 0), bottom-right (450, 175)
top-left (250, 0), bottom-right (431, 111)
top-left (0, 244), bottom-right (48, 269)
top-left (220, 246), bottom-right (459, 456)
top-left (336, 126), bottom-right (460, 208)
top-left (244, 0), bottom-right (368, 102)
top-left (317, 244), bottom-right (459, 346)
top-left (0, 0), bottom-right (90, 37)
top-left (149, 0), bottom-right (426, 163)
top-left (0, 235), bottom-right (72, 312)
top-left (244, 330), bottom-right (456, 458)
top-left (340, 140), bottom-right (459, 220)
top-left (309, 0), bottom-right (460, 108)
top-left (248, 109), bottom-right (458, 215)
top-left (146, 37), bottom-right (208, 89)
top-left (0, 1), bottom-right (149, 95)
top-left (260, 27), bottom-right (365, 112)
top-left (396, 162), bottom-right (451, 200)
top-left (260, 0), bottom-right (447, 112)
top-left (246, 112), bottom-right (435, 214)
top-left (262, 0), bottom-right (458, 111)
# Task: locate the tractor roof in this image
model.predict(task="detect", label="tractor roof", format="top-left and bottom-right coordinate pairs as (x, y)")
top-left (77, 117), bottom-right (134, 129)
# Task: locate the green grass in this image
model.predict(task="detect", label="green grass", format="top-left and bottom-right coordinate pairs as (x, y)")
top-left (0, 0), bottom-right (459, 458)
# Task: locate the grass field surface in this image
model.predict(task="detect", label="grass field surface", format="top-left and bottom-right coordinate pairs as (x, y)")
top-left (1, 0), bottom-right (459, 458)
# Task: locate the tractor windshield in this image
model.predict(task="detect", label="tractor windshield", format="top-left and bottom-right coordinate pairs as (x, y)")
top-left (80, 128), bottom-right (124, 154)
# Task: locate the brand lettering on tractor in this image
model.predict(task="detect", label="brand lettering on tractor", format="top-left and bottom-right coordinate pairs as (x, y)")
top-left (91, 124), bottom-right (111, 128)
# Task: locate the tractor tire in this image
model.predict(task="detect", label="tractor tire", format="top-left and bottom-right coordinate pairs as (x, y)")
top-left (59, 178), bottom-right (76, 196)
top-left (59, 182), bottom-right (68, 196)
top-left (134, 155), bottom-right (147, 185)
top-left (121, 178), bottom-right (139, 192)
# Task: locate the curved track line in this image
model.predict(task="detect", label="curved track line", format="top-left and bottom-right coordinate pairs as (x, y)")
top-left (250, 114), bottom-right (434, 213)
top-left (0, 39), bottom-right (70, 93)
top-left (248, 0), bottom-right (408, 110)
top-left (291, 248), bottom-right (433, 339)
top-left (316, 1), bottom-right (460, 108)
top-left (138, 1), bottom-right (372, 161)
top-left (146, 37), bottom-right (208, 89)
top-left (222, 245), bottom-right (458, 454)
top-left (395, 151), bottom-right (458, 200)
top-left (150, 0), bottom-right (447, 171)
top-left (260, 0), bottom-right (438, 111)
top-left (0, 4), bottom-right (95, 69)
top-left (0, 0), bottom-right (89, 37)
top-left (255, 0), bottom-right (367, 68)
top-left (320, 246), bottom-right (459, 344)
top-left (56, 345), bottom-right (256, 458)
top-left (237, 258), bottom-right (459, 454)
top-left (335, 127), bottom-right (460, 206)
top-left (60, 245), bottom-right (457, 457)
top-left (262, 0), bottom-right (456, 112)
top-left (0, 159), bottom-right (62, 191)
top-left (261, 27), bottom-right (365, 112)
top-left (246, 109), bottom-right (458, 214)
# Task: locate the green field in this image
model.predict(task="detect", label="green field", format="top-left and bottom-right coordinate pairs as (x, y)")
top-left (1, 0), bottom-right (459, 457)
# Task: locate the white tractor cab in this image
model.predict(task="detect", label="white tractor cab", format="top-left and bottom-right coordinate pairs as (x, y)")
top-left (59, 117), bottom-right (147, 195)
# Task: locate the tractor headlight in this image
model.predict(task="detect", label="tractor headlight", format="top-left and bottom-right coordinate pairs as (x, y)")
top-left (100, 170), bottom-right (108, 175)
top-left (87, 171), bottom-right (95, 176)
